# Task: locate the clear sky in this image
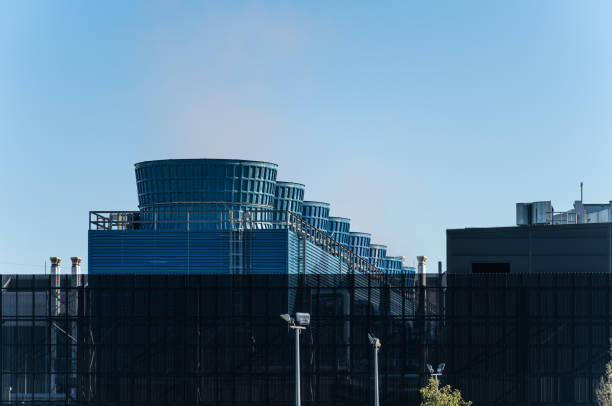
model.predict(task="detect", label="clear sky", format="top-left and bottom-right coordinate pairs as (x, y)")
top-left (2, 1), bottom-right (612, 273)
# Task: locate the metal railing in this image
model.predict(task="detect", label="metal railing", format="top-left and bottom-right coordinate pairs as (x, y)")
top-left (548, 210), bottom-right (578, 225)
top-left (89, 210), bottom-right (385, 277)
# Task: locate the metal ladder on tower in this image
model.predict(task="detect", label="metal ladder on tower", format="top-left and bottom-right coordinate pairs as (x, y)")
top-left (297, 229), bottom-right (306, 275)
top-left (229, 210), bottom-right (245, 275)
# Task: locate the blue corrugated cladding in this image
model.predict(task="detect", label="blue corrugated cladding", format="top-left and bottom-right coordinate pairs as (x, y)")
top-left (89, 228), bottom-right (350, 275)
top-left (304, 239), bottom-right (348, 275)
top-left (248, 230), bottom-right (293, 274)
top-left (287, 231), bottom-right (299, 274)
top-left (89, 229), bottom-right (291, 274)
top-left (287, 231), bottom-right (300, 314)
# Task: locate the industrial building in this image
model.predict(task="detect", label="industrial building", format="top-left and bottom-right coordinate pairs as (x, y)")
top-left (443, 198), bottom-right (612, 405)
top-left (3, 174), bottom-right (612, 405)
top-left (1, 153), bottom-right (428, 405)
top-left (89, 159), bottom-right (416, 277)
top-left (447, 199), bottom-right (612, 274)
top-left (0, 259), bottom-right (82, 404)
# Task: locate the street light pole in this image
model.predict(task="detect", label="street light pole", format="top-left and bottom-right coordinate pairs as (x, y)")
top-left (427, 363), bottom-right (445, 392)
top-left (368, 333), bottom-right (381, 406)
top-left (281, 313), bottom-right (310, 406)
top-left (295, 327), bottom-right (301, 406)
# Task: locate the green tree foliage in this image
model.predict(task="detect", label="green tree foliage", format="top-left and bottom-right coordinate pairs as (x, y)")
top-left (420, 377), bottom-right (472, 406)
top-left (596, 339), bottom-right (612, 405)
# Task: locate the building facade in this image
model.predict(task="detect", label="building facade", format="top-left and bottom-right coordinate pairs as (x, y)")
top-left (447, 199), bottom-right (612, 274)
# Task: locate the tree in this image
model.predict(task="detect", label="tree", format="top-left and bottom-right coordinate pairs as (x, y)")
top-left (420, 377), bottom-right (472, 406)
top-left (596, 339), bottom-right (612, 405)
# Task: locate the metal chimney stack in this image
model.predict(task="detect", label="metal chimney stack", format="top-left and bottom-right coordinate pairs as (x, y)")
top-left (49, 257), bottom-right (61, 315)
top-left (417, 255), bottom-right (427, 286)
top-left (50, 257), bottom-right (61, 287)
top-left (71, 257), bottom-right (82, 287)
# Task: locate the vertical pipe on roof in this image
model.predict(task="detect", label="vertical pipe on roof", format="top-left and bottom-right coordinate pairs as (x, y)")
top-left (71, 257), bottom-right (82, 287)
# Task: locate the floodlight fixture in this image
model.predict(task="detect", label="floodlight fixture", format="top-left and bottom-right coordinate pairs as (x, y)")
top-left (368, 333), bottom-right (381, 350)
top-left (427, 361), bottom-right (446, 392)
top-left (280, 313), bottom-right (294, 325)
top-left (295, 312), bottom-right (310, 326)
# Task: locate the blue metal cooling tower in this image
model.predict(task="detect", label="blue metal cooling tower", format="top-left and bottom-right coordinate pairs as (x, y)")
top-left (369, 244), bottom-right (387, 269)
top-left (273, 181), bottom-right (305, 225)
top-left (402, 266), bottom-right (417, 286)
top-left (384, 256), bottom-right (403, 275)
top-left (134, 159), bottom-right (278, 230)
top-left (348, 232), bottom-right (371, 259)
top-left (302, 201), bottom-right (330, 231)
top-left (328, 217), bottom-right (350, 245)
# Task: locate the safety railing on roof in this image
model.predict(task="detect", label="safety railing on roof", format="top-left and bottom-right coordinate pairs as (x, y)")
top-left (548, 210), bottom-right (578, 225)
top-left (89, 210), bottom-right (386, 278)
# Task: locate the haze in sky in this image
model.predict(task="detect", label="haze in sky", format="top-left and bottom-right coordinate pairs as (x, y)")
top-left (2, 1), bottom-right (612, 273)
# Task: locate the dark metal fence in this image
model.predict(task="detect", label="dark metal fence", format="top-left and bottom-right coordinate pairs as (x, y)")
top-left (1, 273), bottom-right (610, 405)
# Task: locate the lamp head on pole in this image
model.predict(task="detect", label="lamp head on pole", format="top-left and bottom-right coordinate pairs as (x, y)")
top-left (280, 313), bottom-right (294, 326)
top-left (281, 312), bottom-right (310, 329)
top-left (295, 312), bottom-right (310, 326)
top-left (427, 364), bottom-right (434, 374)
top-left (368, 333), bottom-right (381, 350)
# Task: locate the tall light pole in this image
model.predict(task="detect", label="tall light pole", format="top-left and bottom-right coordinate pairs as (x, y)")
top-left (8, 386), bottom-right (11, 404)
top-left (368, 333), bottom-right (381, 406)
top-left (281, 312), bottom-right (310, 406)
top-left (427, 363), bottom-right (445, 391)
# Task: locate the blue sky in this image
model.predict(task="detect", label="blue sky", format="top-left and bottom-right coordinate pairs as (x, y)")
top-left (2, 1), bottom-right (612, 273)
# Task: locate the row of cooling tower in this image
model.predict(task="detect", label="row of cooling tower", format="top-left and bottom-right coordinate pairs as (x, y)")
top-left (134, 159), bottom-right (415, 275)
top-left (264, 180), bottom-right (414, 275)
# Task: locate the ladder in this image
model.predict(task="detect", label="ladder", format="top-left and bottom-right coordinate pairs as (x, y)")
top-left (229, 211), bottom-right (244, 275)
top-left (297, 231), bottom-right (306, 274)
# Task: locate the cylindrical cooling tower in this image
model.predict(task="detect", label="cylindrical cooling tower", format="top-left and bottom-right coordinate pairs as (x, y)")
top-left (348, 232), bottom-right (371, 259)
top-left (135, 159), bottom-right (278, 230)
top-left (369, 244), bottom-right (387, 269)
top-left (273, 181), bottom-right (305, 226)
top-left (328, 217), bottom-right (350, 245)
top-left (302, 201), bottom-right (330, 231)
top-left (384, 256), bottom-right (403, 275)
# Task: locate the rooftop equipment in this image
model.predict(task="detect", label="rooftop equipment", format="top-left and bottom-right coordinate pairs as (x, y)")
top-left (302, 201), bottom-right (330, 232)
top-left (134, 159), bottom-right (278, 230)
top-left (384, 256), bottom-right (403, 275)
top-left (369, 244), bottom-right (387, 269)
top-left (516, 201), bottom-right (553, 225)
top-left (273, 181), bottom-right (305, 226)
top-left (348, 232), bottom-right (371, 259)
top-left (328, 217), bottom-right (350, 246)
